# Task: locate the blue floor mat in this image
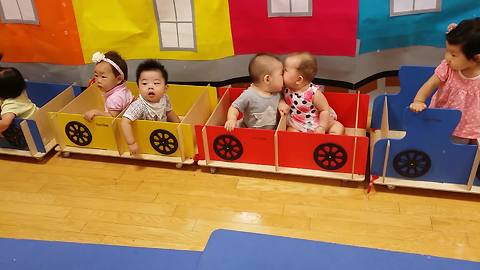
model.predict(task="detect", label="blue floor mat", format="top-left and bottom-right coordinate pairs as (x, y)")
top-left (196, 229), bottom-right (480, 270)
top-left (0, 238), bottom-right (201, 270)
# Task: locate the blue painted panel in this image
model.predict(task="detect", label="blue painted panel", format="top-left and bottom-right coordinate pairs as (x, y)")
top-left (371, 66), bottom-right (434, 130)
top-left (26, 82), bottom-right (81, 108)
top-left (371, 109), bottom-right (477, 184)
top-left (197, 229), bottom-right (480, 270)
top-left (26, 119), bottom-right (46, 153)
top-left (0, 119), bottom-right (28, 150)
top-left (359, 1), bottom-right (480, 54)
top-left (0, 238), bottom-right (200, 270)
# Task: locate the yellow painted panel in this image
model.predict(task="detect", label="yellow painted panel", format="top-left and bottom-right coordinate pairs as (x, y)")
top-left (52, 113), bottom-right (117, 150)
top-left (73, 0), bottom-right (233, 62)
top-left (115, 84), bottom-right (215, 158)
top-left (179, 123), bottom-right (195, 157)
top-left (117, 120), bottom-right (182, 157)
top-left (167, 85), bottom-right (217, 115)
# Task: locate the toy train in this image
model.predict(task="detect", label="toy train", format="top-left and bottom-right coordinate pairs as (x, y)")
top-left (1, 66), bottom-right (479, 194)
top-left (370, 66), bottom-right (480, 194)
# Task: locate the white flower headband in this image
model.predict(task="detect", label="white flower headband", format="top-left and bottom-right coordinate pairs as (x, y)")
top-left (92, 51), bottom-right (124, 79)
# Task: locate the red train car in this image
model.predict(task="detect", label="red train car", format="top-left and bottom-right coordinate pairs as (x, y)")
top-left (196, 87), bottom-right (369, 181)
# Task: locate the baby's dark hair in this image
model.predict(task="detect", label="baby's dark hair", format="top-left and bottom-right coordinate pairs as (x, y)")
top-left (288, 52), bottom-right (317, 82)
top-left (104, 51), bottom-right (128, 80)
top-left (135, 59), bottom-right (168, 85)
top-left (446, 17), bottom-right (480, 60)
top-left (0, 67), bottom-right (26, 99)
top-left (248, 53), bottom-right (281, 83)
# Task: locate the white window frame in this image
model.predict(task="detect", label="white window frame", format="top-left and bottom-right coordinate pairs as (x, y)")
top-left (0, 0), bottom-right (39, 24)
top-left (153, 0), bottom-right (197, 51)
top-left (390, 0), bottom-right (442, 17)
top-left (268, 0), bottom-right (312, 17)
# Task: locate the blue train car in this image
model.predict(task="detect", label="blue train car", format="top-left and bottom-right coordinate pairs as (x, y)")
top-left (0, 82), bottom-right (80, 159)
top-left (370, 66), bottom-right (480, 193)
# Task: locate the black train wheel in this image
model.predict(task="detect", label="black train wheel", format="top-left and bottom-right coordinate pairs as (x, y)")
top-left (213, 134), bottom-right (243, 161)
top-left (65, 121), bottom-right (92, 146)
top-left (393, 149), bottom-right (431, 178)
top-left (149, 129), bottom-right (178, 155)
top-left (313, 143), bottom-right (348, 170)
top-left (2, 124), bottom-right (27, 149)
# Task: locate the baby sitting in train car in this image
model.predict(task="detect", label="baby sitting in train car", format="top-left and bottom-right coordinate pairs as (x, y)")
top-left (282, 52), bottom-right (345, 135)
top-left (121, 59), bottom-right (180, 155)
top-left (224, 53), bottom-right (286, 131)
top-left (0, 53), bottom-right (38, 136)
top-left (84, 51), bottom-right (133, 121)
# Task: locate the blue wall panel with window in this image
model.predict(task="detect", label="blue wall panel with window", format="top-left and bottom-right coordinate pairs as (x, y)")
top-left (358, 0), bottom-right (480, 54)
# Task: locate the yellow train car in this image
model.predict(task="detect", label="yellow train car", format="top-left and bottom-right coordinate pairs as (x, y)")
top-left (49, 82), bottom-right (217, 167)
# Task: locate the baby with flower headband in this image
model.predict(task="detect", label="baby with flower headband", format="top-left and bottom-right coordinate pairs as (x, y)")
top-left (84, 51), bottom-right (133, 121)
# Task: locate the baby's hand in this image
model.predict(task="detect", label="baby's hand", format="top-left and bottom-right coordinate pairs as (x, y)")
top-left (409, 101), bottom-right (427, 113)
top-left (83, 110), bottom-right (97, 121)
top-left (278, 103), bottom-right (290, 115)
top-left (128, 142), bottom-right (139, 156)
top-left (315, 126), bottom-right (326, 134)
top-left (224, 119), bottom-right (236, 132)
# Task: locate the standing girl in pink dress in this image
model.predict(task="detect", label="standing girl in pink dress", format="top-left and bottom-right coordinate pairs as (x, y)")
top-left (410, 17), bottom-right (480, 144)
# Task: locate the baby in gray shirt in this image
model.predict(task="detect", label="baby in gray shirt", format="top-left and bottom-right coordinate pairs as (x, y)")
top-left (224, 53), bottom-right (287, 131)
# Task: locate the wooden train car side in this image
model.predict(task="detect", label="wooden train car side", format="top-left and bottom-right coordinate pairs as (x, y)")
top-left (0, 83), bottom-right (79, 159)
top-left (197, 88), bottom-right (370, 181)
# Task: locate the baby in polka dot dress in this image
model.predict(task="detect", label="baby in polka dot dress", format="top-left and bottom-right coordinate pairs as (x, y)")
top-left (281, 52), bottom-right (344, 134)
top-left (410, 18), bottom-right (480, 144)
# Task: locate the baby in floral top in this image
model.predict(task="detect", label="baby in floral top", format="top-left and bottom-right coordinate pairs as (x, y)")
top-left (282, 52), bottom-right (344, 134)
top-left (121, 59), bottom-right (180, 155)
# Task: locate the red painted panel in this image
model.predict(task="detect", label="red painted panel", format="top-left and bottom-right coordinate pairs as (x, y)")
top-left (206, 126), bottom-right (275, 165)
top-left (278, 131), bottom-right (356, 173)
top-left (353, 136), bottom-right (369, 175)
top-left (325, 92), bottom-right (369, 129)
top-left (228, 0), bottom-right (358, 56)
top-left (218, 88), bottom-right (246, 104)
top-left (195, 125), bottom-right (205, 160)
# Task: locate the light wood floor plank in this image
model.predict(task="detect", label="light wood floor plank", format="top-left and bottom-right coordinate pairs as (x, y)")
top-left (1, 153), bottom-right (480, 263)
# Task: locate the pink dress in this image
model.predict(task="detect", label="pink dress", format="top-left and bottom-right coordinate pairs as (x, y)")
top-left (284, 84), bottom-right (337, 132)
top-left (103, 83), bottom-right (133, 113)
top-left (429, 60), bottom-right (480, 139)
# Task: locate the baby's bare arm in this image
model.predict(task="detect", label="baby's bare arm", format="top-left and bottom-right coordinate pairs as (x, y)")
top-left (410, 74), bottom-right (441, 112)
top-left (224, 106), bottom-right (240, 131)
top-left (121, 117), bottom-right (139, 155)
top-left (83, 109), bottom-right (116, 121)
top-left (313, 91), bottom-right (331, 131)
top-left (0, 112), bottom-right (15, 133)
top-left (167, 110), bottom-right (181, 123)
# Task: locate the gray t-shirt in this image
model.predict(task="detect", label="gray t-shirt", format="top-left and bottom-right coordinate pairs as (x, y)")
top-left (231, 86), bottom-right (281, 129)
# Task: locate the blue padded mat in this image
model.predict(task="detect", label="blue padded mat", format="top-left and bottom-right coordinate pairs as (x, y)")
top-left (0, 238), bottom-right (201, 270)
top-left (196, 230), bottom-right (480, 270)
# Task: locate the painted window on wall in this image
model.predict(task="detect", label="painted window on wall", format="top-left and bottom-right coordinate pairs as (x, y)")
top-left (0, 0), bottom-right (38, 24)
top-left (390, 0), bottom-right (441, 16)
top-left (154, 0), bottom-right (196, 51)
top-left (268, 0), bottom-right (312, 17)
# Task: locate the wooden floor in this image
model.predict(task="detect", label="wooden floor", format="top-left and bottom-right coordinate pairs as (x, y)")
top-left (1, 151), bottom-right (480, 262)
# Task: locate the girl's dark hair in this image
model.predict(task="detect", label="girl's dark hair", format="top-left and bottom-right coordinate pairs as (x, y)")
top-left (136, 59), bottom-right (168, 84)
top-left (0, 67), bottom-right (26, 99)
top-left (104, 51), bottom-right (128, 80)
top-left (446, 17), bottom-right (480, 60)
